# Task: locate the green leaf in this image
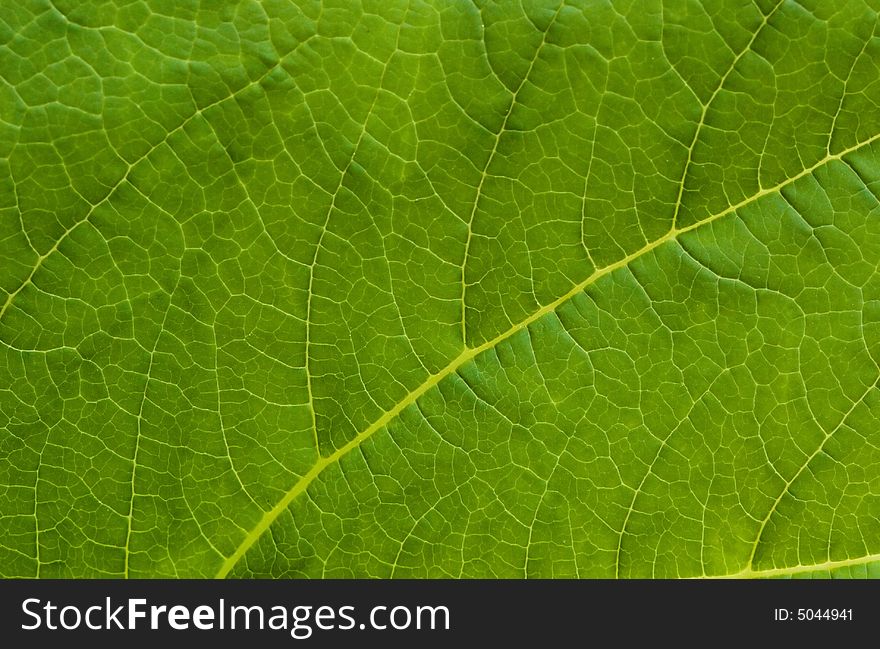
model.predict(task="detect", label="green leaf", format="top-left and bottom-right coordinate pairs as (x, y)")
top-left (2, 0), bottom-right (880, 579)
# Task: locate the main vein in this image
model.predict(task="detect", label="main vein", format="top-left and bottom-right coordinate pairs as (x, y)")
top-left (214, 131), bottom-right (880, 578)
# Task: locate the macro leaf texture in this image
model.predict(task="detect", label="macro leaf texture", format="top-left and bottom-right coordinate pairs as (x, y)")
top-left (2, 0), bottom-right (880, 580)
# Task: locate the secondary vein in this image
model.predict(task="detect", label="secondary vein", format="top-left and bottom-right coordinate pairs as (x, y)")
top-left (214, 131), bottom-right (880, 578)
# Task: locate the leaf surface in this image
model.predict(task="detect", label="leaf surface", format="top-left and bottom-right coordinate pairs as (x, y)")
top-left (2, 0), bottom-right (880, 578)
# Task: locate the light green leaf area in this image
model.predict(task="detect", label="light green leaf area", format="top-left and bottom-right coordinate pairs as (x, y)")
top-left (1, 0), bottom-right (879, 580)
